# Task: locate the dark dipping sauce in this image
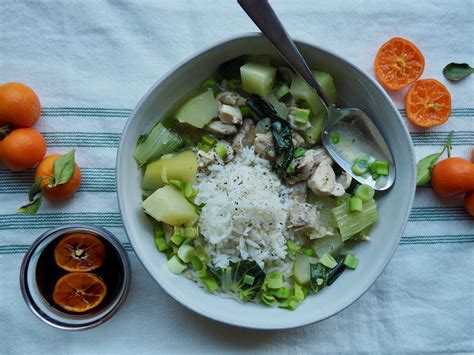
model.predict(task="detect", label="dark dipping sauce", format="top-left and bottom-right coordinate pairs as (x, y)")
top-left (35, 232), bottom-right (124, 315)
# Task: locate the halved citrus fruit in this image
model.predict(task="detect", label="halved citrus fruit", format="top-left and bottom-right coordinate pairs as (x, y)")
top-left (53, 272), bottom-right (107, 312)
top-left (54, 233), bottom-right (106, 272)
top-left (374, 37), bottom-right (425, 90)
top-left (405, 79), bottom-right (451, 127)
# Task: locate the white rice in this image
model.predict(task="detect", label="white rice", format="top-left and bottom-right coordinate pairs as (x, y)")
top-left (194, 148), bottom-right (294, 271)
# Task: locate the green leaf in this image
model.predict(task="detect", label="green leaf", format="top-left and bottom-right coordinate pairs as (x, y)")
top-left (53, 150), bottom-right (76, 186)
top-left (442, 63), bottom-right (474, 82)
top-left (416, 153), bottom-right (443, 185)
top-left (415, 131), bottom-right (454, 185)
top-left (28, 176), bottom-right (49, 201)
top-left (17, 196), bottom-right (43, 215)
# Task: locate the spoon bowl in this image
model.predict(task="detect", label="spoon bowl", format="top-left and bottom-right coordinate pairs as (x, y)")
top-left (238, 0), bottom-right (396, 190)
top-left (322, 107), bottom-right (396, 190)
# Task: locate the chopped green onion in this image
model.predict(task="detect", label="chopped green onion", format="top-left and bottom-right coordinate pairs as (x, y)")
top-left (170, 234), bottom-right (185, 246)
top-left (355, 184), bottom-right (375, 202)
top-left (201, 79), bottom-right (221, 96)
top-left (201, 134), bottom-right (217, 146)
top-left (274, 84), bottom-right (290, 100)
top-left (273, 287), bottom-right (290, 299)
top-left (201, 275), bottom-right (218, 292)
top-left (330, 132), bottom-right (340, 144)
top-left (214, 143), bottom-right (227, 159)
top-left (183, 182), bottom-right (197, 199)
top-left (303, 248), bottom-right (314, 256)
top-left (154, 237), bottom-right (169, 252)
top-left (286, 240), bottom-right (301, 253)
top-left (266, 272), bottom-right (283, 289)
top-left (343, 254), bottom-right (359, 270)
top-left (278, 297), bottom-right (300, 311)
top-left (168, 179), bottom-right (183, 190)
top-left (184, 227), bottom-right (199, 238)
top-left (370, 161), bottom-right (389, 176)
top-left (239, 105), bottom-right (251, 117)
top-left (197, 142), bottom-right (212, 152)
top-left (293, 284), bottom-right (305, 301)
top-left (352, 159), bottom-right (369, 176)
top-left (286, 164), bottom-right (296, 174)
top-left (177, 244), bottom-right (195, 263)
top-left (167, 255), bottom-right (187, 274)
top-left (190, 255), bottom-right (203, 271)
top-left (194, 245), bottom-right (209, 264)
top-left (260, 293), bottom-right (277, 306)
top-left (293, 147), bottom-right (306, 159)
top-left (171, 244), bottom-right (179, 255)
top-left (153, 224), bottom-right (164, 239)
top-left (319, 253), bottom-right (338, 269)
top-left (227, 79), bottom-right (242, 91)
top-left (196, 265), bottom-right (208, 278)
top-left (347, 197), bottom-right (363, 213)
top-left (243, 274), bottom-right (255, 286)
top-left (294, 108), bottom-right (311, 124)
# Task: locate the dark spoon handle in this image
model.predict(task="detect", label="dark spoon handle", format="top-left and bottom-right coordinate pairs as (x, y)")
top-left (237, 0), bottom-right (332, 110)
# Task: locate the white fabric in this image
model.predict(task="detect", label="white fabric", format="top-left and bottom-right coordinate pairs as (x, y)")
top-left (0, 0), bottom-right (473, 353)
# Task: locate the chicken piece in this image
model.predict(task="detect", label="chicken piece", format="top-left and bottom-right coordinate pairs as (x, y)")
top-left (287, 106), bottom-right (311, 132)
top-left (287, 201), bottom-right (317, 230)
top-left (331, 183), bottom-right (346, 197)
top-left (278, 66), bottom-right (294, 84)
top-left (292, 132), bottom-right (305, 147)
top-left (216, 91), bottom-right (246, 106)
top-left (307, 158), bottom-right (336, 196)
top-left (336, 172), bottom-right (352, 189)
top-left (232, 119), bottom-right (256, 153)
top-left (196, 150), bottom-right (217, 168)
top-left (289, 181), bottom-right (307, 202)
top-left (205, 120), bottom-right (237, 135)
top-left (295, 148), bottom-right (331, 181)
top-left (309, 225), bottom-right (335, 239)
top-left (218, 103), bottom-right (242, 125)
top-left (253, 132), bottom-right (275, 160)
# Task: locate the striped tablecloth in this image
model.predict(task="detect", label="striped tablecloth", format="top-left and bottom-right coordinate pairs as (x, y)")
top-left (1, 1), bottom-right (473, 353)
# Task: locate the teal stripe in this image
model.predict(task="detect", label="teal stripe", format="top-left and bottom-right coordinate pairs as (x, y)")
top-left (37, 130), bottom-right (474, 148)
top-left (0, 168), bottom-right (116, 193)
top-left (400, 234), bottom-right (474, 245)
top-left (409, 206), bottom-right (472, 221)
top-left (0, 207), bottom-right (471, 230)
top-left (41, 107), bottom-right (132, 118)
top-left (0, 213), bottom-right (123, 229)
top-left (35, 107), bottom-right (473, 119)
top-left (399, 108), bottom-right (474, 117)
top-left (0, 243), bottom-right (134, 255)
top-left (42, 132), bottom-right (121, 148)
top-left (411, 131), bottom-right (474, 146)
top-left (1, 234), bottom-right (473, 255)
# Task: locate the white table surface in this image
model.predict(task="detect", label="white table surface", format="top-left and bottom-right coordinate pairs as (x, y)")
top-left (0, 0), bottom-right (473, 353)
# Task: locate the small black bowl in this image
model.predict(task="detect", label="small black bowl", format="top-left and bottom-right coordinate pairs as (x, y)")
top-left (20, 224), bottom-right (131, 331)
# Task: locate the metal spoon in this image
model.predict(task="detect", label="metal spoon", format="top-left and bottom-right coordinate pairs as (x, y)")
top-left (238, 0), bottom-right (395, 190)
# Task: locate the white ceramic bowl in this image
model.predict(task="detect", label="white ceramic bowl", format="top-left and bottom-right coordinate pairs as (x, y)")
top-left (117, 33), bottom-right (416, 329)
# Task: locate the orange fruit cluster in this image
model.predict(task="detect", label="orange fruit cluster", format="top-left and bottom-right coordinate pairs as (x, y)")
top-left (0, 83), bottom-right (46, 171)
top-left (374, 38), bottom-right (451, 128)
top-left (0, 82), bottom-right (81, 203)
